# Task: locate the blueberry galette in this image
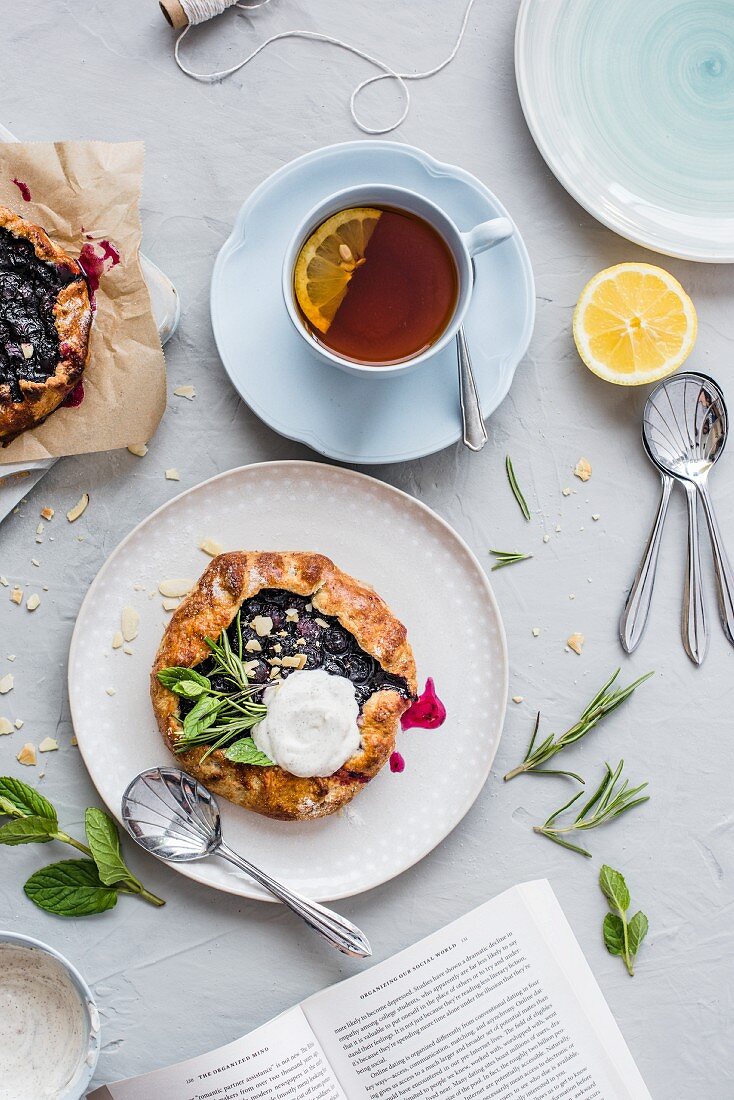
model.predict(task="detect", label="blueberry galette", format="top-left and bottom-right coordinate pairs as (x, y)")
top-left (0, 205), bottom-right (92, 444)
top-left (151, 552), bottom-right (417, 821)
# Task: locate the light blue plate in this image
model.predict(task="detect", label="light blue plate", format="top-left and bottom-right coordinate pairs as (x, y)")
top-left (516, 0), bottom-right (734, 262)
top-left (210, 141), bottom-right (534, 465)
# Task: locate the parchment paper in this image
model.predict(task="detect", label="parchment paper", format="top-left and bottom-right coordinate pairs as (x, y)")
top-left (0, 141), bottom-right (166, 463)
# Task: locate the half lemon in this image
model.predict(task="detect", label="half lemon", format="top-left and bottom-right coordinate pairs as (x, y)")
top-left (294, 207), bottom-right (382, 333)
top-left (573, 262), bottom-right (697, 386)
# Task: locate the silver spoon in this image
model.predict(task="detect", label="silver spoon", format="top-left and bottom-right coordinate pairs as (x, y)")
top-left (121, 767), bottom-right (371, 958)
top-left (619, 469), bottom-right (673, 653)
top-left (642, 372), bottom-right (734, 661)
top-left (457, 326), bottom-right (487, 451)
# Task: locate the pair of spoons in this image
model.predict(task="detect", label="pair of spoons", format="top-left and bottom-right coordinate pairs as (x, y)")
top-left (122, 767), bottom-right (371, 958)
top-left (620, 372), bottom-right (734, 664)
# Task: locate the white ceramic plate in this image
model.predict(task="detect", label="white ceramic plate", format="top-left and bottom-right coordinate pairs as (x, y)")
top-left (68, 462), bottom-right (507, 903)
top-left (211, 141), bottom-right (534, 464)
top-left (516, 0), bottom-right (734, 262)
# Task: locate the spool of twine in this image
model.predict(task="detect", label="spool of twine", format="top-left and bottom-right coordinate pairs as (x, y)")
top-left (158, 0), bottom-right (478, 135)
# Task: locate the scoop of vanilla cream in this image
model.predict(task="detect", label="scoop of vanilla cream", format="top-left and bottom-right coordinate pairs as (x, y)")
top-left (252, 668), bottom-right (361, 777)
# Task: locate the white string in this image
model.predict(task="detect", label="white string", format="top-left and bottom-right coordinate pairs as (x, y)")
top-left (174, 0), bottom-right (478, 135)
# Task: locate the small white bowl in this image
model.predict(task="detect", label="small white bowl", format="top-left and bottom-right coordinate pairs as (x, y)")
top-left (0, 930), bottom-right (100, 1099)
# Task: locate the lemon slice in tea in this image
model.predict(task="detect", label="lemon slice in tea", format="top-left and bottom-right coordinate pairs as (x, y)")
top-left (573, 262), bottom-right (697, 386)
top-left (294, 208), bottom-right (382, 334)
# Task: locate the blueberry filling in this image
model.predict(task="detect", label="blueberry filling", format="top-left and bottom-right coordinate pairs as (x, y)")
top-left (180, 587), bottom-right (410, 716)
top-left (0, 225), bottom-right (78, 402)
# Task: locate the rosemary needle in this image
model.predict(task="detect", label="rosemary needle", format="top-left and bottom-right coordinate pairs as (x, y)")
top-left (504, 668), bottom-right (653, 781)
top-left (532, 760), bottom-right (649, 857)
top-left (505, 455), bottom-right (531, 521)
top-left (490, 549), bottom-right (533, 571)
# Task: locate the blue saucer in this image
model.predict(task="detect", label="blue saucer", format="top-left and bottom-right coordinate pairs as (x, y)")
top-left (211, 141), bottom-right (535, 465)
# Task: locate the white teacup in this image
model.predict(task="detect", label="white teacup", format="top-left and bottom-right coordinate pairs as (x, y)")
top-left (282, 183), bottom-right (514, 378)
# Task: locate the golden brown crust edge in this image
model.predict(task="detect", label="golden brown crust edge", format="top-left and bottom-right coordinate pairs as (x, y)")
top-left (0, 205), bottom-right (92, 444)
top-left (151, 552), bottom-right (417, 821)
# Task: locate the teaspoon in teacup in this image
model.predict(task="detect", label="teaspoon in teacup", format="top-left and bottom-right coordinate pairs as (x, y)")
top-left (121, 767), bottom-right (371, 958)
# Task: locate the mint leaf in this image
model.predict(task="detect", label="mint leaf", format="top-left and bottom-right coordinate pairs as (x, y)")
top-left (628, 911), bottom-right (649, 958)
top-left (0, 777), bottom-right (57, 826)
top-left (224, 737), bottom-right (275, 766)
top-left (603, 912), bottom-right (625, 956)
top-left (181, 694), bottom-right (221, 740)
top-left (0, 816), bottom-right (57, 845)
top-left (85, 808), bottom-right (140, 889)
top-left (599, 864), bottom-right (630, 913)
top-left (157, 667), bottom-right (211, 694)
top-left (24, 859), bottom-right (118, 916)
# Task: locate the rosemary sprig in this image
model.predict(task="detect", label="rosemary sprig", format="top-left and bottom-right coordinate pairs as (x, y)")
top-left (505, 455), bottom-right (531, 521)
top-left (532, 760), bottom-right (649, 857)
top-left (158, 609), bottom-right (271, 763)
top-left (503, 669), bottom-right (653, 782)
top-left (490, 548), bottom-right (533, 571)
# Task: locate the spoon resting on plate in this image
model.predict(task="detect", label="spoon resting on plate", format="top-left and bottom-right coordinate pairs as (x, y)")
top-left (121, 767), bottom-right (371, 958)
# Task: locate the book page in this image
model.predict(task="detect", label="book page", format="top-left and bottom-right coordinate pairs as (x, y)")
top-left (88, 1006), bottom-right (346, 1100)
top-left (303, 881), bottom-right (650, 1100)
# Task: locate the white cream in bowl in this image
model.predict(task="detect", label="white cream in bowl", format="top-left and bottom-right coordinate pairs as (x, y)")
top-left (0, 939), bottom-right (99, 1100)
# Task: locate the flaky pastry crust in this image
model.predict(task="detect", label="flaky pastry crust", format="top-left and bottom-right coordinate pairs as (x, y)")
top-left (0, 205), bottom-right (92, 444)
top-left (151, 552), bottom-right (417, 821)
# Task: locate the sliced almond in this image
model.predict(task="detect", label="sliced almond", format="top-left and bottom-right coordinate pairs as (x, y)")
top-left (112, 631), bottom-right (124, 649)
top-left (26, 594), bottom-right (40, 611)
top-left (123, 645), bottom-right (134, 656)
top-left (200, 537), bottom-right (224, 557)
top-left (121, 605), bottom-right (139, 642)
top-left (161, 598), bottom-right (178, 613)
top-left (269, 666), bottom-right (281, 680)
top-left (244, 638), bottom-right (262, 653)
top-left (17, 742), bottom-right (36, 766)
top-left (0, 576), bottom-right (7, 586)
top-left (36, 523), bottom-right (44, 536)
top-left (158, 579), bottom-right (193, 599)
top-left (285, 608), bottom-right (299, 622)
top-left (39, 737), bottom-right (58, 753)
top-left (574, 458), bottom-right (592, 482)
top-left (0, 717), bottom-right (13, 736)
top-left (10, 587), bottom-right (22, 605)
top-left (0, 674), bottom-right (14, 694)
top-left (14, 719), bottom-right (22, 729)
top-left (40, 507), bottom-right (54, 521)
top-left (173, 385), bottom-right (196, 400)
top-left (105, 687), bottom-right (116, 696)
top-left (127, 443), bottom-right (148, 457)
top-left (243, 660), bottom-right (260, 677)
top-left (67, 493), bottom-right (89, 522)
top-left (315, 617), bottom-right (330, 629)
top-left (70, 735), bottom-right (78, 747)
top-left (165, 468), bottom-right (180, 481)
top-left (562, 487), bottom-right (571, 497)
top-left (281, 653), bottom-right (307, 670)
top-left (567, 633), bottom-right (585, 655)
top-left (20, 342), bottom-right (33, 359)
top-left (512, 695), bottom-right (524, 704)
top-left (253, 615), bottom-right (273, 637)
top-left (532, 627), bottom-right (540, 637)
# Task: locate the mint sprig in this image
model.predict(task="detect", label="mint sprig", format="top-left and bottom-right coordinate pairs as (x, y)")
top-left (0, 777), bottom-right (164, 916)
top-left (600, 864), bottom-right (649, 976)
top-left (158, 609), bottom-right (270, 762)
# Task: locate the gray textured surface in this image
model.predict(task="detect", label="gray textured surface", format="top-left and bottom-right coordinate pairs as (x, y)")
top-left (1, 2), bottom-right (732, 1096)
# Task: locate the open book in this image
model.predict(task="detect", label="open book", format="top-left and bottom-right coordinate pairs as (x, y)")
top-left (89, 880), bottom-right (650, 1099)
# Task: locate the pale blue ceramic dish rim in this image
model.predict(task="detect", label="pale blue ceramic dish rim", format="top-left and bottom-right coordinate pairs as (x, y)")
top-left (515, 0), bottom-right (734, 263)
top-left (210, 140), bottom-right (535, 464)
